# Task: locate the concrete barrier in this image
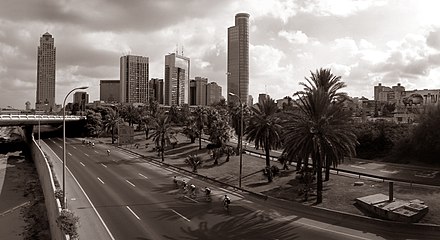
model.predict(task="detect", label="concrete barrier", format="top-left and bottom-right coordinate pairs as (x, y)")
top-left (30, 136), bottom-right (67, 240)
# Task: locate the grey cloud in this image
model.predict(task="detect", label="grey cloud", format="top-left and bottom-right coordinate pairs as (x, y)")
top-left (427, 28), bottom-right (440, 49)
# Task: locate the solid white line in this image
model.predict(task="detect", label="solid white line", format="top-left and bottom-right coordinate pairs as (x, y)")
top-left (126, 206), bottom-right (140, 220)
top-left (84, 153), bottom-right (89, 157)
top-left (101, 163), bottom-right (107, 168)
top-left (171, 209), bottom-right (190, 222)
top-left (68, 152), bottom-right (72, 156)
top-left (219, 187), bottom-right (243, 198)
top-left (80, 162), bottom-right (85, 167)
top-left (349, 165), bottom-right (366, 169)
top-left (138, 173), bottom-right (148, 179)
top-left (298, 221), bottom-right (373, 240)
top-left (125, 179), bottom-right (136, 187)
top-left (97, 177), bottom-right (105, 184)
top-left (42, 141), bottom-right (115, 240)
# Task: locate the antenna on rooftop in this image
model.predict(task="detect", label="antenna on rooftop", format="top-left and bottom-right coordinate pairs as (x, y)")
top-left (175, 43), bottom-right (178, 54)
top-left (181, 46), bottom-right (184, 56)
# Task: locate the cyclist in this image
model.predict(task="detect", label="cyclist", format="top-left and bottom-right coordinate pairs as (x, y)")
top-left (204, 187), bottom-right (211, 201)
top-left (107, 149), bottom-right (110, 156)
top-left (189, 184), bottom-right (196, 198)
top-left (173, 176), bottom-right (178, 188)
top-left (223, 195), bottom-right (231, 210)
top-left (182, 180), bottom-right (187, 193)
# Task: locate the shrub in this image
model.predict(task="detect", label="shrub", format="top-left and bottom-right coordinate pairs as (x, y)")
top-left (57, 209), bottom-right (79, 239)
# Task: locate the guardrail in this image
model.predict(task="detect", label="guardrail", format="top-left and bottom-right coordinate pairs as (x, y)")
top-left (0, 114), bottom-right (86, 126)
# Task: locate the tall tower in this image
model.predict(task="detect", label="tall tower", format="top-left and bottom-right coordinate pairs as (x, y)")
top-left (227, 13), bottom-right (249, 104)
top-left (36, 32), bottom-right (56, 111)
top-left (120, 55), bottom-right (149, 104)
top-left (164, 53), bottom-right (190, 106)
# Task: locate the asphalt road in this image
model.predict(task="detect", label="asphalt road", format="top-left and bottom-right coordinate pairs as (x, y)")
top-left (43, 138), bottom-right (437, 240)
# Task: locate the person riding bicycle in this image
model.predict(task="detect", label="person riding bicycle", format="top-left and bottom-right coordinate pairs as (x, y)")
top-left (107, 149), bottom-right (110, 155)
top-left (190, 184), bottom-right (196, 196)
top-left (205, 187), bottom-right (211, 196)
top-left (223, 195), bottom-right (231, 209)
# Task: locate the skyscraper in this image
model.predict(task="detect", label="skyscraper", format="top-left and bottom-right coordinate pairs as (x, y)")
top-left (36, 32), bottom-right (56, 111)
top-left (206, 82), bottom-right (222, 105)
top-left (164, 53), bottom-right (190, 106)
top-left (73, 91), bottom-right (89, 111)
top-left (150, 78), bottom-right (164, 104)
top-left (227, 13), bottom-right (250, 104)
top-left (120, 55), bottom-right (149, 104)
top-left (100, 80), bottom-right (120, 103)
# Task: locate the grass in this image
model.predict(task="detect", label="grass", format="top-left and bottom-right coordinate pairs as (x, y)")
top-left (102, 133), bottom-right (440, 225)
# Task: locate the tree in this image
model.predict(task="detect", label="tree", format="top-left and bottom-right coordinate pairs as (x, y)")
top-left (120, 105), bottom-right (140, 126)
top-left (205, 108), bottom-right (231, 165)
top-left (102, 108), bottom-right (122, 144)
top-left (229, 102), bottom-right (245, 152)
top-left (193, 106), bottom-right (207, 150)
top-left (283, 68), bottom-right (357, 204)
top-left (185, 154), bottom-right (203, 173)
top-left (150, 111), bottom-right (175, 162)
top-left (84, 109), bottom-right (102, 137)
top-left (245, 97), bottom-right (283, 182)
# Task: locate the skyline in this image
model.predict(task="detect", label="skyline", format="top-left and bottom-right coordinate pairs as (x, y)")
top-left (1, 0), bottom-right (440, 108)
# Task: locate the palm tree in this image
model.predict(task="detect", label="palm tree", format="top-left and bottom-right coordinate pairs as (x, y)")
top-left (120, 105), bottom-right (140, 126)
top-left (229, 102), bottom-right (245, 152)
top-left (245, 97), bottom-right (283, 182)
top-left (185, 154), bottom-right (203, 173)
top-left (102, 108), bottom-right (121, 144)
top-left (193, 107), bottom-right (207, 150)
top-left (150, 111), bottom-right (174, 162)
top-left (283, 68), bottom-right (357, 204)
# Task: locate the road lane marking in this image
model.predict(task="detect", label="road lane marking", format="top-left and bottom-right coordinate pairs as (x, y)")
top-left (101, 163), bottom-right (107, 168)
top-left (58, 145), bottom-right (62, 149)
top-left (95, 150), bottom-right (99, 154)
top-left (68, 152), bottom-right (72, 156)
top-left (125, 179), bottom-right (136, 187)
top-left (380, 169), bottom-right (398, 174)
top-left (79, 162), bottom-right (85, 167)
top-left (84, 153), bottom-right (89, 157)
top-left (97, 177), bottom-right (105, 184)
top-left (183, 196), bottom-right (198, 203)
top-left (72, 146), bottom-right (77, 149)
top-left (138, 173), bottom-right (148, 179)
top-left (126, 206), bottom-right (140, 220)
top-left (349, 165), bottom-right (366, 169)
top-left (171, 209), bottom-right (190, 222)
top-left (298, 220), bottom-right (373, 240)
top-left (42, 141), bottom-right (116, 240)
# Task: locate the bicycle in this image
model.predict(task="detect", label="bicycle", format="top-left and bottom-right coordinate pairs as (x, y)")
top-left (204, 187), bottom-right (212, 202)
top-left (223, 195), bottom-right (231, 211)
top-left (189, 184), bottom-right (197, 199)
top-left (107, 149), bottom-right (110, 156)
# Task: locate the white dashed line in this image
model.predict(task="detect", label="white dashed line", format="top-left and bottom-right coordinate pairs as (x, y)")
top-left (72, 146), bottom-right (77, 149)
top-left (97, 177), bottom-right (105, 184)
top-left (350, 165), bottom-right (366, 169)
top-left (84, 153), bottom-right (89, 157)
top-left (101, 163), bottom-right (107, 168)
top-left (58, 145), bottom-right (62, 149)
top-left (138, 173), bottom-right (148, 179)
top-left (125, 180), bottom-right (136, 187)
top-left (183, 196), bottom-right (198, 203)
top-left (79, 162), bottom-right (85, 167)
top-left (171, 209), bottom-right (190, 222)
top-left (95, 150), bottom-right (99, 154)
top-left (68, 152), bottom-right (72, 156)
top-left (126, 206), bottom-right (140, 220)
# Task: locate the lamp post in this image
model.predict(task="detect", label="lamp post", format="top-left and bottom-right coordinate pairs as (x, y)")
top-left (63, 86), bottom-right (88, 209)
top-left (229, 92), bottom-right (244, 188)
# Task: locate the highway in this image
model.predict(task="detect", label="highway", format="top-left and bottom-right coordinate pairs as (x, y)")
top-left (43, 137), bottom-right (437, 240)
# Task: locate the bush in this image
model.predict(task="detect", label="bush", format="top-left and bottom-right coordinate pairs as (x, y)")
top-left (57, 209), bottom-right (79, 239)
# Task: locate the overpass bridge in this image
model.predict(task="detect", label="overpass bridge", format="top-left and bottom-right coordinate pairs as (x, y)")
top-left (0, 114), bottom-right (85, 126)
top-left (0, 114), bottom-right (86, 144)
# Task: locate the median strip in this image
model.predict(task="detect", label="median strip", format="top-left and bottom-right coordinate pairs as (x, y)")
top-left (171, 209), bottom-right (190, 222)
top-left (126, 206), bottom-right (140, 220)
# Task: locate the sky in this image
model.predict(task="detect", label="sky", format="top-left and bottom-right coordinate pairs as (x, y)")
top-left (1, 0), bottom-right (440, 109)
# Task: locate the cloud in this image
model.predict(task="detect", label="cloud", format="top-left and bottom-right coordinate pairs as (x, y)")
top-left (278, 30), bottom-right (309, 44)
top-left (301, 0), bottom-right (387, 17)
top-left (427, 28), bottom-right (440, 50)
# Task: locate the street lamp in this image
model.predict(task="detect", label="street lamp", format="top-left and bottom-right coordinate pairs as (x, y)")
top-left (229, 92), bottom-right (244, 188)
top-left (63, 86), bottom-right (88, 209)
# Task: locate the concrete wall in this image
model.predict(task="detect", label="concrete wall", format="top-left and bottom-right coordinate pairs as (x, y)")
top-left (30, 136), bottom-right (67, 240)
